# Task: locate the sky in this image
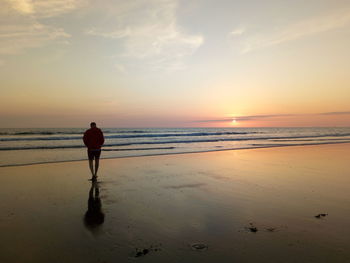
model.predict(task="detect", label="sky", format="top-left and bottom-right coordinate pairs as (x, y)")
top-left (1, 0), bottom-right (350, 128)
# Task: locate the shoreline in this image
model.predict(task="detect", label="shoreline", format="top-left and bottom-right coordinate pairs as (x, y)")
top-left (1, 140), bottom-right (350, 168)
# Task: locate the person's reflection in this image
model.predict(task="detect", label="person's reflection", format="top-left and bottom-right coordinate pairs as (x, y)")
top-left (84, 181), bottom-right (105, 230)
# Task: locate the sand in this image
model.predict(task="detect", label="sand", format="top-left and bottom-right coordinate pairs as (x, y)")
top-left (1, 143), bottom-right (350, 263)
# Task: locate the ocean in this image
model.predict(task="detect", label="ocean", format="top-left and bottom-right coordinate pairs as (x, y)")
top-left (1, 127), bottom-right (350, 167)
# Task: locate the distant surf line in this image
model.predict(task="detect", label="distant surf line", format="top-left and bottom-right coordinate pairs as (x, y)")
top-left (1, 135), bottom-right (350, 150)
top-left (0, 131), bottom-right (254, 142)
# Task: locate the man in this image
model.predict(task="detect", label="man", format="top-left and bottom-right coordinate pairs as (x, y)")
top-left (83, 122), bottom-right (105, 180)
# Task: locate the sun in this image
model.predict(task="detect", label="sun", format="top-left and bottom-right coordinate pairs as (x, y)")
top-left (231, 119), bottom-right (237, 125)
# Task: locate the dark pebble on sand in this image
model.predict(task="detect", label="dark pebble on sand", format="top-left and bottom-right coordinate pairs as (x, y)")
top-left (191, 243), bottom-right (208, 251)
top-left (135, 252), bottom-right (143, 257)
top-left (134, 245), bottom-right (161, 257)
top-left (135, 248), bottom-right (149, 257)
top-left (249, 227), bottom-right (258, 232)
top-left (315, 213), bottom-right (328, 219)
top-left (247, 223), bottom-right (258, 233)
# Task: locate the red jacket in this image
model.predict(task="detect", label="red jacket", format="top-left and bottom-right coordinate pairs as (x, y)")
top-left (83, 127), bottom-right (105, 150)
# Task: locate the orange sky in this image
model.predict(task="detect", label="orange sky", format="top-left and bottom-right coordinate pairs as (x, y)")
top-left (1, 0), bottom-right (350, 127)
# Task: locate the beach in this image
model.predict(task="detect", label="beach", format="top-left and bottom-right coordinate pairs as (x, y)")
top-left (1, 143), bottom-right (350, 263)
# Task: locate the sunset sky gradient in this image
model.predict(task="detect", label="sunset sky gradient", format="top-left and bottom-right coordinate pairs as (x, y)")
top-left (1, 0), bottom-right (350, 127)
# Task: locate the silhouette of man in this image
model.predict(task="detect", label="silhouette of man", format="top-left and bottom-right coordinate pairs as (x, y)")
top-left (83, 122), bottom-right (104, 180)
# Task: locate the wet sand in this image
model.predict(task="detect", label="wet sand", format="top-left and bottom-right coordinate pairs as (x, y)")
top-left (1, 143), bottom-right (350, 262)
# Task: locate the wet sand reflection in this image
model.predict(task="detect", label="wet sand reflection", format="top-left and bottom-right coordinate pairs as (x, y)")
top-left (84, 180), bottom-right (105, 231)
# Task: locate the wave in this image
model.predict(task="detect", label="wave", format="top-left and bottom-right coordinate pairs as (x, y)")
top-left (1, 135), bottom-right (350, 151)
top-left (0, 131), bottom-right (86, 136)
top-left (0, 130), bottom-right (148, 136)
top-left (0, 131), bottom-right (254, 141)
top-left (103, 147), bottom-right (175, 151)
top-left (270, 138), bottom-right (350, 142)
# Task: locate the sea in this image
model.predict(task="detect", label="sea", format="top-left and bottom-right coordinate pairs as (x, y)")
top-left (1, 127), bottom-right (350, 167)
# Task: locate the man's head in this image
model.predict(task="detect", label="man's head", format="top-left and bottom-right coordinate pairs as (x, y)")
top-left (90, 122), bottom-right (97, 128)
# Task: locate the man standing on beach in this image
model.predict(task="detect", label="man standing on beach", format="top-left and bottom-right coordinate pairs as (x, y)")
top-left (83, 122), bottom-right (105, 180)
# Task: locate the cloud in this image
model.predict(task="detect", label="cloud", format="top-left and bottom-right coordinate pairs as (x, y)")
top-left (86, 0), bottom-right (203, 71)
top-left (114, 63), bottom-right (127, 74)
top-left (193, 114), bottom-right (294, 123)
top-left (5, 0), bottom-right (83, 18)
top-left (0, 21), bottom-right (70, 55)
top-left (229, 27), bottom-right (245, 36)
top-left (241, 8), bottom-right (350, 53)
top-left (0, 0), bottom-right (82, 56)
top-left (193, 112), bottom-right (350, 123)
top-left (6, 0), bottom-right (33, 14)
top-left (320, 111), bottom-right (350, 115)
